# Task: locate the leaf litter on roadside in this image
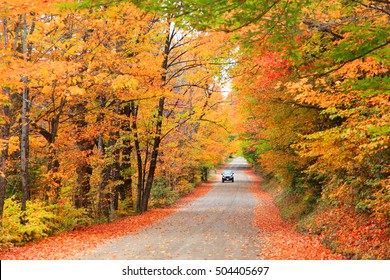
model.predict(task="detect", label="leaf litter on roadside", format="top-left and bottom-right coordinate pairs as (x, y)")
top-left (247, 170), bottom-right (344, 260)
top-left (0, 183), bottom-right (213, 260)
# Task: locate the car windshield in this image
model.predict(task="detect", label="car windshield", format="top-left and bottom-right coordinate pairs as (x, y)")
top-left (222, 171), bottom-right (233, 175)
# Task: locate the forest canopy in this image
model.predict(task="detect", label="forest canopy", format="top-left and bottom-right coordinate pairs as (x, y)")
top-left (1, 0), bottom-right (389, 259)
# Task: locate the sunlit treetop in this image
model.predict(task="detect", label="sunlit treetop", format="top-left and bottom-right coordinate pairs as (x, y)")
top-left (54, 0), bottom-right (303, 36)
top-left (0, 0), bottom-right (63, 15)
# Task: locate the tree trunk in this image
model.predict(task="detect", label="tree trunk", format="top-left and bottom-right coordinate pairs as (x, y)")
top-left (33, 96), bottom-right (65, 203)
top-left (131, 101), bottom-right (144, 212)
top-left (0, 88), bottom-right (11, 225)
top-left (117, 104), bottom-right (133, 210)
top-left (0, 17), bottom-right (10, 225)
top-left (20, 85), bottom-right (29, 212)
top-left (135, 22), bottom-right (173, 213)
top-left (2, 17), bottom-right (8, 45)
top-left (97, 134), bottom-right (109, 220)
top-left (109, 103), bottom-right (121, 219)
top-left (47, 98), bottom-right (65, 203)
top-left (97, 100), bottom-right (123, 221)
top-left (141, 97), bottom-right (165, 212)
top-left (73, 104), bottom-right (94, 209)
top-left (75, 159), bottom-right (93, 209)
top-left (20, 14), bottom-right (29, 213)
top-left (201, 166), bottom-right (208, 182)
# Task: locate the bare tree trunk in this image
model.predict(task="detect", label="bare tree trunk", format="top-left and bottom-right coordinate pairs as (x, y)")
top-left (73, 104), bottom-right (94, 209)
top-left (47, 102), bottom-right (64, 203)
top-left (20, 85), bottom-right (29, 212)
top-left (0, 17), bottom-right (10, 225)
top-left (20, 14), bottom-right (29, 213)
top-left (96, 100), bottom-right (123, 221)
top-left (97, 134), bottom-right (109, 220)
top-left (108, 103), bottom-right (121, 220)
top-left (75, 158), bottom-right (93, 209)
top-left (118, 104), bottom-right (133, 210)
top-left (2, 17), bottom-right (8, 45)
top-left (0, 88), bottom-right (11, 225)
top-left (131, 101), bottom-right (144, 212)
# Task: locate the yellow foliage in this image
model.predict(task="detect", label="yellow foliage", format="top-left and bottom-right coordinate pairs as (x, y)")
top-left (67, 86), bottom-right (86, 96)
top-left (8, 136), bottom-right (20, 155)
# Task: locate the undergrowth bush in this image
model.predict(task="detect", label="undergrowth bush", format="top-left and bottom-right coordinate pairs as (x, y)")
top-left (150, 176), bottom-right (199, 208)
top-left (1, 196), bottom-right (92, 246)
top-left (176, 179), bottom-right (195, 196)
top-left (1, 196), bottom-right (57, 245)
top-left (51, 203), bottom-right (92, 232)
top-left (151, 180), bottom-right (179, 208)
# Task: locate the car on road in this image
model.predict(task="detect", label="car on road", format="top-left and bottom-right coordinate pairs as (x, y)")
top-left (221, 170), bottom-right (234, 183)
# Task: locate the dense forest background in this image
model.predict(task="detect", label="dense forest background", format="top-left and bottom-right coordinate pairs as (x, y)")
top-left (0, 0), bottom-right (389, 259)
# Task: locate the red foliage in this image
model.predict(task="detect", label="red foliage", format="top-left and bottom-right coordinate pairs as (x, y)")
top-left (308, 206), bottom-right (389, 259)
top-left (0, 183), bottom-right (212, 260)
top-left (252, 51), bottom-right (291, 87)
top-left (247, 170), bottom-right (344, 260)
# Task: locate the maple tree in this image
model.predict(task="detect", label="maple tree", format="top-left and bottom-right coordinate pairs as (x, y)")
top-left (286, 1), bottom-right (389, 259)
top-left (145, 0), bottom-right (387, 259)
top-left (0, 0), bottom-right (388, 259)
top-left (0, 0), bottom-right (233, 245)
top-left (225, 0), bottom-right (389, 259)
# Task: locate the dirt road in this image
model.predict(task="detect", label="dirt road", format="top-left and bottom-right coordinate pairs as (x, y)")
top-left (79, 157), bottom-right (262, 260)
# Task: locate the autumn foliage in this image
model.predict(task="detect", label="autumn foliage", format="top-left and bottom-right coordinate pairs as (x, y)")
top-left (231, 0), bottom-right (389, 259)
top-left (0, 0), bottom-right (234, 248)
top-left (1, 0), bottom-right (389, 260)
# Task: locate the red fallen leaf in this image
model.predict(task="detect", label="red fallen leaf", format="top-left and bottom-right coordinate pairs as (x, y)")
top-left (246, 169), bottom-right (344, 260)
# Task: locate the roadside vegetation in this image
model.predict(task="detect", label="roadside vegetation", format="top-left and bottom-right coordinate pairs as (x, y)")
top-left (1, 0), bottom-right (389, 259)
top-left (0, 1), bottom-right (236, 248)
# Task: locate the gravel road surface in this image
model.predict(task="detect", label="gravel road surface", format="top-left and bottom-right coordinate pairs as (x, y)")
top-left (79, 157), bottom-right (262, 260)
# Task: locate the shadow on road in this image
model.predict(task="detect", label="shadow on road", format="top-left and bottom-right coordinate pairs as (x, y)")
top-left (228, 163), bottom-right (251, 171)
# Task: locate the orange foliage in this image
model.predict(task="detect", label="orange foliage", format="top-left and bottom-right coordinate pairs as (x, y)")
top-left (0, 0), bottom-right (232, 227)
